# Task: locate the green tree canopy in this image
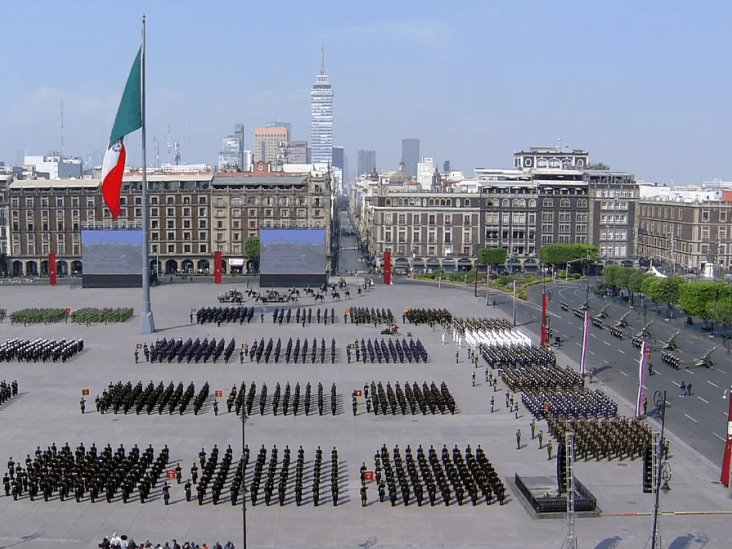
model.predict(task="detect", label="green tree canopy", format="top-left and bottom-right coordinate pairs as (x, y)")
top-left (706, 297), bottom-right (732, 325)
top-left (628, 269), bottom-right (649, 294)
top-left (539, 243), bottom-right (598, 268)
top-left (478, 247), bottom-right (507, 266)
top-left (245, 236), bottom-right (260, 260)
top-left (678, 281), bottom-right (727, 319)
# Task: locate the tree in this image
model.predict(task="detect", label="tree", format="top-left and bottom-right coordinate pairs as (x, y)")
top-left (604, 265), bottom-right (620, 288)
top-left (539, 243), bottom-right (599, 270)
top-left (245, 236), bottom-right (260, 260)
top-left (628, 269), bottom-right (649, 295)
top-left (245, 237), bottom-right (260, 272)
top-left (706, 297), bottom-right (732, 325)
top-left (478, 247), bottom-right (507, 267)
top-left (678, 281), bottom-right (726, 320)
top-left (614, 267), bottom-right (632, 291)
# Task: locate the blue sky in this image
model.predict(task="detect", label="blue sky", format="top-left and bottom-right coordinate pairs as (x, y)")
top-left (2, 0), bottom-right (730, 183)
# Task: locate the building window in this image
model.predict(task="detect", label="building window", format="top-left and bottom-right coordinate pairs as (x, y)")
top-left (167, 244), bottom-right (175, 253)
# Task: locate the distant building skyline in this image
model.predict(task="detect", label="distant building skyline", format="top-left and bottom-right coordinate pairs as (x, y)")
top-left (310, 46), bottom-right (334, 165)
top-left (357, 149), bottom-right (376, 176)
top-left (401, 138), bottom-right (420, 178)
top-left (254, 126), bottom-right (288, 165)
top-left (218, 123), bottom-right (245, 171)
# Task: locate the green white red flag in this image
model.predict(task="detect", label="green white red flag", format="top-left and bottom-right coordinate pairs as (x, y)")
top-left (101, 48), bottom-right (142, 218)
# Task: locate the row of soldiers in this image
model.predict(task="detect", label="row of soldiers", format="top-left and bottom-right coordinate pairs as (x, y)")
top-left (481, 345), bottom-right (556, 370)
top-left (347, 307), bottom-right (394, 326)
top-left (453, 317), bottom-right (513, 334)
top-left (269, 306), bottom-right (336, 326)
top-left (144, 337), bottom-right (236, 364)
top-left (95, 381), bottom-right (209, 416)
top-left (375, 444), bottom-right (506, 506)
top-left (0, 379), bottom-right (19, 405)
top-left (196, 306), bottom-right (255, 325)
top-left (4, 442), bottom-right (169, 504)
top-left (499, 366), bottom-right (582, 392)
top-left (661, 350), bottom-right (682, 370)
top-left (0, 337), bottom-right (84, 362)
top-left (404, 308), bottom-right (452, 327)
top-left (546, 416), bottom-right (653, 461)
top-left (363, 381), bottom-right (456, 415)
top-left (246, 337), bottom-right (336, 364)
top-left (228, 381), bottom-right (337, 416)
top-left (346, 337), bottom-right (428, 364)
top-left (521, 388), bottom-right (618, 420)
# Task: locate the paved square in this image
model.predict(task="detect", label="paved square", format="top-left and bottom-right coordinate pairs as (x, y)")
top-left (0, 278), bottom-right (729, 548)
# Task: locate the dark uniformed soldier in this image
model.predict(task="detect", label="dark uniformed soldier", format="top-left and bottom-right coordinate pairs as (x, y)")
top-left (184, 480), bottom-right (192, 501)
top-left (163, 482), bottom-right (170, 505)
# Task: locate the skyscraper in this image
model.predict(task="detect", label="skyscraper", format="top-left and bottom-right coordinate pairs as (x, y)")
top-left (310, 44), bottom-right (334, 164)
top-left (401, 138), bottom-right (420, 177)
top-left (218, 123), bottom-right (245, 170)
top-left (357, 149), bottom-right (376, 176)
top-left (331, 146), bottom-right (344, 170)
top-left (254, 126), bottom-right (289, 165)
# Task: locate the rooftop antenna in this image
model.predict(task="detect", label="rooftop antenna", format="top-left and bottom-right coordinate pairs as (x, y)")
top-left (167, 124), bottom-right (172, 163)
top-left (60, 98), bottom-right (65, 157)
top-left (154, 137), bottom-right (160, 168)
top-left (174, 141), bottom-right (181, 165)
top-left (320, 39), bottom-right (325, 74)
top-left (557, 136), bottom-right (561, 152)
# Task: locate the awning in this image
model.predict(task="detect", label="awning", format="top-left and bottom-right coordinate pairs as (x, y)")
top-left (229, 258), bottom-right (245, 266)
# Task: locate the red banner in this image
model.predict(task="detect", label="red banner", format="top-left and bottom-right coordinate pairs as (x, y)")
top-left (364, 471), bottom-right (375, 482)
top-left (215, 390), bottom-right (223, 398)
top-left (540, 292), bottom-right (548, 347)
top-left (82, 388), bottom-right (90, 396)
top-left (721, 396), bottom-right (732, 485)
top-left (49, 253), bottom-right (57, 286)
top-left (383, 250), bottom-right (392, 285)
top-left (167, 469), bottom-right (176, 480)
top-left (214, 251), bottom-right (223, 284)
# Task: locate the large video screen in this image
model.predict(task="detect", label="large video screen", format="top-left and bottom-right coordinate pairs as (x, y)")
top-left (81, 230), bottom-right (143, 275)
top-left (260, 229), bottom-right (326, 275)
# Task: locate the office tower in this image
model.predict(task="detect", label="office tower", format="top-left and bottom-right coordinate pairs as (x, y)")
top-left (401, 138), bottom-right (420, 177)
top-left (218, 123), bottom-right (245, 170)
top-left (310, 44), bottom-right (334, 164)
top-left (285, 140), bottom-right (308, 164)
top-left (254, 126), bottom-right (289, 164)
top-left (357, 149), bottom-right (376, 175)
top-left (331, 146), bottom-right (344, 170)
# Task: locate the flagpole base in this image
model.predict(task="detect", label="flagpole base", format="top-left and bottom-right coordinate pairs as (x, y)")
top-left (139, 311), bottom-right (156, 334)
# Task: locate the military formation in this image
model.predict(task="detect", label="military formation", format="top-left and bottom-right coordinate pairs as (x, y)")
top-left (346, 306), bottom-right (394, 325)
top-left (227, 381), bottom-right (339, 416)
top-left (94, 381), bottom-right (210, 416)
top-left (661, 350), bottom-right (682, 370)
top-left (481, 345), bottom-right (556, 369)
top-left (404, 308), bottom-right (452, 327)
top-left (373, 443), bottom-right (506, 506)
top-left (454, 317), bottom-right (513, 333)
top-left (244, 336), bottom-right (337, 364)
top-left (0, 379), bottom-right (19, 405)
top-left (499, 366), bottom-right (583, 392)
top-left (546, 416), bottom-right (653, 461)
top-left (362, 380), bottom-right (456, 415)
top-left (3, 442), bottom-right (169, 503)
top-left (346, 337), bottom-right (428, 364)
top-left (521, 388), bottom-right (618, 420)
top-left (143, 337), bottom-right (236, 364)
top-left (0, 337), bottom-right (84, 362)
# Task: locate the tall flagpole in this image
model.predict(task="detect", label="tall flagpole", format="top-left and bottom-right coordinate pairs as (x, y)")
top-left (139, 14), bottom-right (156, 334)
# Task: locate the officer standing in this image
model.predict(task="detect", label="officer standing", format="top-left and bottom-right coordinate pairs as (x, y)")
top-left (546, 440), bottom-right (553, 461)
top-left (515, 429), bottom-right (522, 450)
top-left (163, 481), bottom-right (170, 505)
top-left (79, 398), bottom-right (86, 414)
top-left (360, 485), bottom-right (368, 507)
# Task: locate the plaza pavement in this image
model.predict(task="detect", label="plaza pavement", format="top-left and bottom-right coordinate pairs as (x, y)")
top-left (0, 278), bottom-right (730, 548)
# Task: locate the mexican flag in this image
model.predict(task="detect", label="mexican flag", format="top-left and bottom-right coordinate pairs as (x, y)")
top-left (101, 48), bottom-right (142, 219)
